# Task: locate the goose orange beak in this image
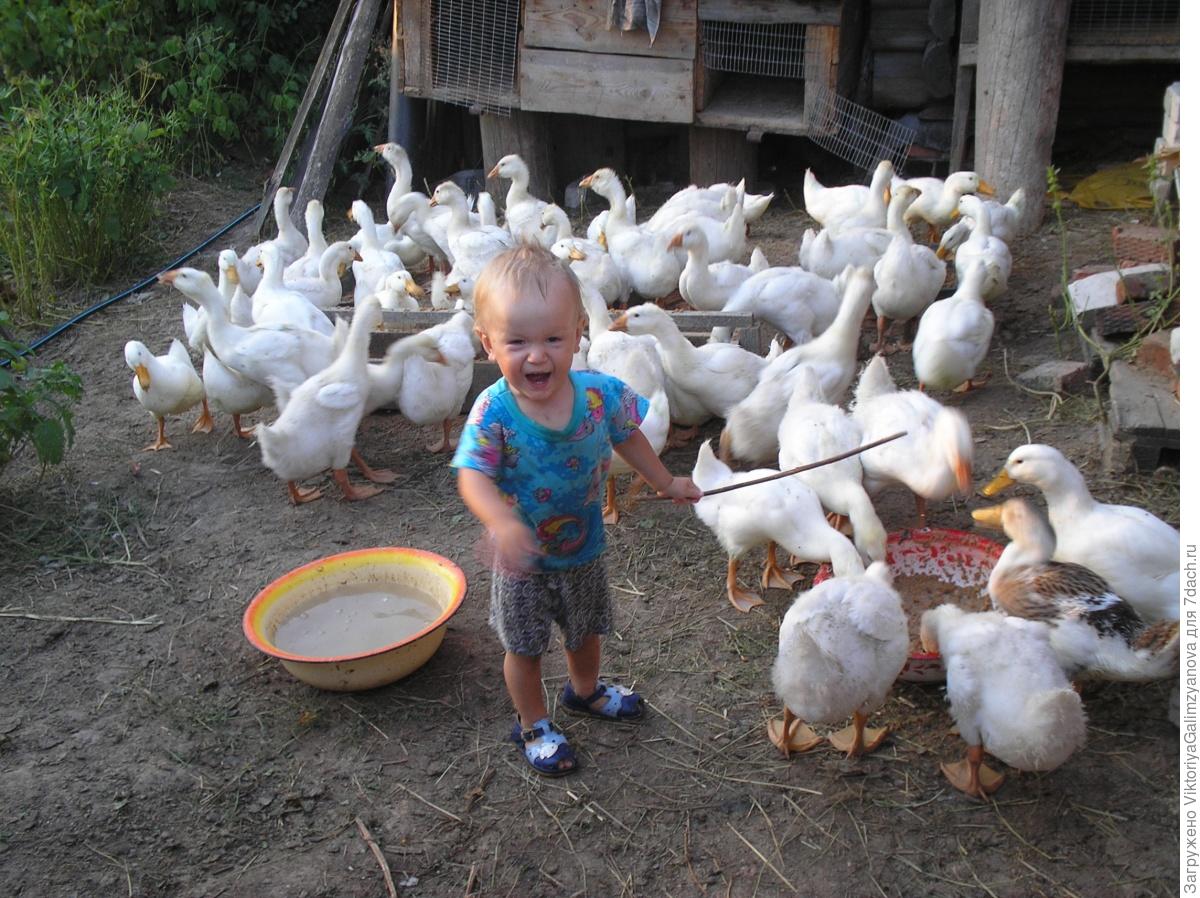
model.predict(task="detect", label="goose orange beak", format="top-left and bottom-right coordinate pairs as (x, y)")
top-left (598, 231), bottom-right (608, 251)
top-left (568, 246), bottom-right (586, 261)
top-left (351, 250), bottom-right (363, 262)
top-left (971, 506), bottom-right (1004, 530)
top-left (935, 246), bottom-right (951, 261)
top-left (406, 281), bottom-right (426, 298)
top-left (977, 180), bottom-right (996, 197)
top-left (487, 163), bottom-right (501, 179)
top-left (134, 364), bottom-right (151, 390)
top-left (445, 282), bottom-right (461, 296)
top-left (226, 267), bottom-right (240, 284)
top-left (157, 270), bottom-right (179, 286)
top-left (579, 174), bottom-right (595, 189)
top-left (609, 314), bottom-right (629, 332)
top-left (667, 233), bottom-right (683, 251)
top-left (429, 197), bottom-right (439, 207)
top-left (981, 470), bottom-right (1014, 497)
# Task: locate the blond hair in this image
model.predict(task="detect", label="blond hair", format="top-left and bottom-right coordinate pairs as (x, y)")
top-left (472, 243), bottom-right (584, 331)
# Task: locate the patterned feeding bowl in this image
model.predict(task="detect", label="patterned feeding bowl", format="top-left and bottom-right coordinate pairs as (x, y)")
top-left (813, 528), bottom-right (1003, 683)
top-left (243, 548), bottom-right (466, 692)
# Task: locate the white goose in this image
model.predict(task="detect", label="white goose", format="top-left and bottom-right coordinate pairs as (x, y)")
top-left (284, 200), bottom-right (330, 283)
top-left (124, 339), bottom-right (205, 451)
top-left (399, 310), bottom-right (477, 452)
top-left (161, 268), bottom-right (340, 412)
top-left (549, 236), bottom-right (628, 307)
top-left (284, 241), bottom-right (358, 311)
top-left (488, 153), bottom-right (549, 242)
top-left (850, 354), bottom-right (973, 528)
top-left (953, 195), bottom-right (1011, 301)
top-left (896, 170), bottom-right (993, 241)
top-left (388, 191), bottom-right (450, 272)
top-left (201, 347), bottom-right (273, 439)
top-left (713, 264), bottom-right (840, 346)
top-left (870, 184), bottom-right (947, 352)
top-left (912, 259), bottom-right (994, 392)
top-left (375, 142), bottom-right (414, 223)
top-left (217, 249), bottom-right (254, 326)
top-left (348, 200), bottom-right (403, 305)
top-left (671, 224), bottom-right (766, 312)
top-left (251, 244), bottom-right (335, 335)
top-left (239, 186), bottom-right (308, 282)
top-left (256, 297), bottom-right (392, 505)
top-left (804, 160), bottom-right (893, 233)
top-left (373, 270), bottom-right (425, 312)
top-left (937, 188), bottom-right (1026, 257)
top-left (430, 181), bottom-right (515, 282)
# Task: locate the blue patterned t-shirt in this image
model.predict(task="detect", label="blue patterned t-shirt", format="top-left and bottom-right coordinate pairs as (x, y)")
top-left (450, 370), bottom-right (648, 571)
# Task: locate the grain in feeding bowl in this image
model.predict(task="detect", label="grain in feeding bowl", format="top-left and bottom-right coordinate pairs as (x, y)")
top-left (812, 528), bottom-right (1002, 682)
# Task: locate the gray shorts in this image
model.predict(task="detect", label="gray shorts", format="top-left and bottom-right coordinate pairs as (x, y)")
top-left (489, 556), bottom-right (612, 656)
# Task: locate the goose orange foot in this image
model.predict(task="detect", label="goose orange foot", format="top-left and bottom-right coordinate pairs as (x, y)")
top-left (941, 744), bottom-right (1005, 800)
top-left (766, 708), bottom-right (822, 759)
top-left (761, 543), bottom-right (804, 590)
top-left (827, 711), bottom-right (889, 758)
top-left (287, 481), bottom-right (323, 504)
top-left (351, 448), bottom-right (397, 484)
top-left (191, 398), bottom-right (214, 434)
top-left (726, 558), bottom-right (765, 612)
top-left (143, 418), bottom-right (172, 452)
top-left (333, 468), bottom-right (383, 501)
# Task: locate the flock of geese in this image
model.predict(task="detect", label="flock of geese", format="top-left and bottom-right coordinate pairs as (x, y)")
top-left (122, 147), bottom-right (1178, 799)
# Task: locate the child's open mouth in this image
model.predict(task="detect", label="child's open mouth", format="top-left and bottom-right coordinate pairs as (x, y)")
top-left (525, 371), bottom-right (551, 389)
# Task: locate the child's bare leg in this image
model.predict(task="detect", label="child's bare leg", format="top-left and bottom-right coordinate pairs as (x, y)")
top-left (564, 634), bottom-right (602, 701)
top-left (504, 652), bottom-right (549, 728)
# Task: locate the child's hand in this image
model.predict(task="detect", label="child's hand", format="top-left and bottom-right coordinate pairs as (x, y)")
top-left (490, 518), bottom-right (542, 572)
top-left (658, 476), bottom-right (703, 505)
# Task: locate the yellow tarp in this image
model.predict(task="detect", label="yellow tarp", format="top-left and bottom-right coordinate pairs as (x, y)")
top-left (1065, 159), bottom-right (1156, 210)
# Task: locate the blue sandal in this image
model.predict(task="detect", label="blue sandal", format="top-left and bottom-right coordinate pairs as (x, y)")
top-left (509, 718), bottom-right (578, 777)
top-left (560, 679), bottom-right (645, 722)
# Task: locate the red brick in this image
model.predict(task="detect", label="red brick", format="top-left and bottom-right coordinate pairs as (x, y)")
top-left (1111, 223), bottom-right (1178, 266)
top-left (1135, 330), bottom-right (1177, 382)
top-left (1115, 267), bottom-right (1173, 303)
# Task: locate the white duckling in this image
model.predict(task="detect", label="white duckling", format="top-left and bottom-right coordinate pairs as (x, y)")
top-left (920, 604), bottom-right (1087, 800)
top-left (283, 241), bottom-right (358, 310)
top-left (850, 354), bottom-right (973, 528)
top-left (953, 195), bottom-right (1012, 301)
top-left (124, 339), bottom-right (205, 451)
top-left (670, 224), bottom-right (763, 312)
top-left (692, 439), bottom-right (864, 612)
top-left (251, 244), bottom-right (335, 335)
top-left (160, 268), bottom-right (339, 412)
top-left (348, 200), bottom-right (403, 305)
top-left (580, 168), bottom-right (684, 300)
top-left (870, 184), bottom-right (947, 352)
top-left (776, 365), bottom-right (887, 565)
top-left (429, 181), bottom-right (515, 282)
top-left (896, 170), bottom-right (994, 242)
top-left (720, 266), bottom-right (876, 466)
top-left (256, 296), bottom-right (391, 505)
top-left (610, 304), bottom-right (767, 440)
top-left (200, 347), bottom-right (273, 439)
top-left (769, 561), bottom-right (907, 758)
top-left (912, 259), bottom-right (994, 391)
top-left (488, 153), bottom-right (549, 242)
top-left (937, 188), bottom-right (1026, 258)
top-left (972, 498), bottom-right (1180, 682)
top-left (804, 160), bottom-right (893, 233)
top-left (982, 443), bottom-right (1179, 621)
top-left (550, 236), bottom-right (628, 307)
top-left (284, 200), bottom-right (330, 283)
top-left (713, 263), bottom-right (840, 346)
top-left (399, 310), bottom-right (477, 453)
top-left (373, 269), bottom-right (425, 312)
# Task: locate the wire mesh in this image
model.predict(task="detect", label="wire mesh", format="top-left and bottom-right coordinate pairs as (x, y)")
top-left (1069, 0), bottom-right (1179, 34)
top-left (804, 83), bottom-right (915, 177)
top-left (700, 20), bottom-right (806, 79)
top-left (428, 0), bottom-right (520, 115)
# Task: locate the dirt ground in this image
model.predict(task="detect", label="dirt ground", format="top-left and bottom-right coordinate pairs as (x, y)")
top-left (1, 165), bottom-right (1180, 898)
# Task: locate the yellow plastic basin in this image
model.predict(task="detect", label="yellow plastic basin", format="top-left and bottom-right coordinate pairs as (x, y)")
top-left (243, 547), bottom-right (466, 691)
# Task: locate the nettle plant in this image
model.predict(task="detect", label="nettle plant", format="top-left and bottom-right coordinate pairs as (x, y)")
top-left (0, 313), bottom-right (84, 475)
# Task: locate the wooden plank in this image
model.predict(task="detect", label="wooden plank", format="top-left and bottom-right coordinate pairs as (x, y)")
top-left (400, 0), bottom-right (424, 91)
top-left (960, 0), bottom-right (980, 43)
top-left (519, 48), bottom-right (693, 123)
top-left (524, 0), bottom-right (697, 61)
top-left (837, 0), bottom-right (868, 103)
top-left (696, 77), bottom-right (806, 136)
top-left (292, 0), bottom-right (384, 227)
top-left (698, 0), bottom-right (839, 25)
top-left (804, 25), bottom-right (839, 133)
top-left (948, 63), bottom-right (974, 171)
top-left (959, 40), bottom-right (1179, 67)
top-left (251, 0), bottom-right (356, 234)
top-left (870, 9), bottom-right (931, 52)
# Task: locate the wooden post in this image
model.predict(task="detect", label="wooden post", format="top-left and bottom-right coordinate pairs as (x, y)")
top-left (251, 0), bottom-right (356, 234)
top-left (291, 0), bottom-right (384, 228)
top-left (688, 126), bottom-right (756, 188)
top-left (974, 0), bottom-right (1069, 234)
top-left (479, 110), bottom-right (557, 209)
top-left (837, 0), bottom-right (868, 104)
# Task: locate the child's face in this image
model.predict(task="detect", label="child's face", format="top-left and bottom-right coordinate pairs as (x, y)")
top-left (478, 278), bottom-right (583, 407)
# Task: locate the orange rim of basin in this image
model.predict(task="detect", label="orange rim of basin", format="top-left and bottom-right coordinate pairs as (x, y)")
top-left (243, 547), bottom-right (467, 664)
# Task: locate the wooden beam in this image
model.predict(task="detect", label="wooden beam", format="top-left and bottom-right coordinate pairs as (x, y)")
top-left (948, 62), bottom-right (974, 171)
top-left (698, 0), bottom-right (839, 25)
top-left (804, 25), bottom-right (839, 134)
top-left (252, 0), bottom-right (356, 234)
top-left (689, 126), bottom-right (757, 189)
top-left (837, 0), bottom-right (868, 103)
top-left (291, 0), bottom-right (384, 228)
top-left (974, 0), bottom-right (1070, 234)
top-left (519, 48), bottom-right (693, 124)
top-left (524, 0), bottom-right (697, 60)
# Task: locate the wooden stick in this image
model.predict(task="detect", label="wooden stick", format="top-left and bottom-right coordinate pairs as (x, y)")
top-left (355, 817), bottom-right (398, 898)
top-left (0, 609), bottom-right (161, 627)
top-left (391, 781), bottom-right (464, 823)
top-left (647, 431), bottom-right (908, 500)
